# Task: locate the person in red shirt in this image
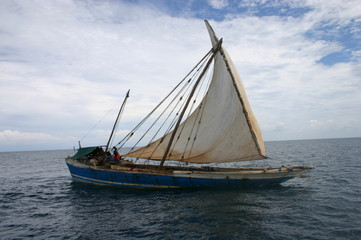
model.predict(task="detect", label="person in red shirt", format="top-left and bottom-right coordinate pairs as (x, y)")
top-left (113, 147), bottom-right (121, 161)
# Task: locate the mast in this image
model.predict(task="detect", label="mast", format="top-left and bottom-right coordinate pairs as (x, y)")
top-left (106, 89), bottom-right (130, 152)
top-left (159, 40), bottom-right (222, 167)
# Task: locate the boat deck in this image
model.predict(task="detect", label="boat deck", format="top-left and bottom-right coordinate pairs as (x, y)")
top-left (66, 157), bottom-right (314, 175)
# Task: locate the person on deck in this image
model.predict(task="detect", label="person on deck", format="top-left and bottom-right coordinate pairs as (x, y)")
top-left (113, 147), bottom-right (121, 162)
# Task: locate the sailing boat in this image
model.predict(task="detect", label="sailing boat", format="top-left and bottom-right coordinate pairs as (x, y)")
top-left (65, 20), bottom-right (313, 188)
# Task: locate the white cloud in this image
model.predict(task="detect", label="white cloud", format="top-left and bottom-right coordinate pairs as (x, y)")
top-left (264, 122), bottom-right (285, 131)
top-left (309, 120), bottom-right (323, 128)
top-left (208, 0), bottom-right (228, 9)
top-left (0, 130), bottom-right (71, 151)
top-left (0, 130), bottom-right (59, 142)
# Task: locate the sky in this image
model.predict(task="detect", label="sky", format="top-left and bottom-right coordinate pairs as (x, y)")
top-left (0, 0), bottom-right (360, 151)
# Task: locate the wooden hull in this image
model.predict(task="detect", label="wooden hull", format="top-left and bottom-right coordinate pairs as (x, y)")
top-left (65, 158), bottom-right (313, 189)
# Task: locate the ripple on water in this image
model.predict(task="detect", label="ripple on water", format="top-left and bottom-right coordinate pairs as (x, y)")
top-left (1, 139), bottom-right (361, 240)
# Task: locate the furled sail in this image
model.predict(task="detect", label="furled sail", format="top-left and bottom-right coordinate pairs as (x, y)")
top-left (124, 21), bottom-right (266, 163)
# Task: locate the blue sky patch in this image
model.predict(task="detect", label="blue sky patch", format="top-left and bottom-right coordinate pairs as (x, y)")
top-left (318, 51), bottom-right (352, 65)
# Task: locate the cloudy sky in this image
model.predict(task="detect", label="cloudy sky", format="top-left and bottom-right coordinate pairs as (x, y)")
top-left (0, 0), bottom-right (360, 151)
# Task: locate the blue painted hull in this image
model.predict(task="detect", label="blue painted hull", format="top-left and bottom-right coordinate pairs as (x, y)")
top-left (66, 160), bottom-right (295, 189)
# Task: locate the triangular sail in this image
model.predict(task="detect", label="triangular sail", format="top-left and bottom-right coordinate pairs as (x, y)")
top-left (124, 21), bottom-right (266, 163)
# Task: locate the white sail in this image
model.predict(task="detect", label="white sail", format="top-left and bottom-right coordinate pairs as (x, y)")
top-left (124, 21), bottom-right (266, 163)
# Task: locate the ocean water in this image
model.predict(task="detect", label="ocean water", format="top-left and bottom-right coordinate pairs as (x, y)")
top-left (1, 138), bottom-right (360, 240)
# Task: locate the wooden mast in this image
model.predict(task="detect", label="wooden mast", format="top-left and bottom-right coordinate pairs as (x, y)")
top-left (159, 40), bottom-right (222, 167)
top-left (106, 89), bottom-right (130, 152)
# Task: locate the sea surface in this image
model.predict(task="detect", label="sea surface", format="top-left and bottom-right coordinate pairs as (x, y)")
top-left (1, 138), bottom-right (360, 240)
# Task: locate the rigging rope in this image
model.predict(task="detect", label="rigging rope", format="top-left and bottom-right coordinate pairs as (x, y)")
top-left (186, 68), bottom-right (213, 161)
top-left (79, 96), bottom-right (126, 144)
top-left (143, 52), bottom-right (214, 160)
top-left (128, 75), bottom-right (194, 155)
top-left (116, 48), bottom-right (214, 152)
top-left (177, 64), bottom-right (213, 161)
top-left (169, 60), bottom-right (212, 160)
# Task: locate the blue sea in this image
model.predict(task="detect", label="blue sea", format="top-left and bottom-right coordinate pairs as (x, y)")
top-left (1, 138), bottom-right (360, 240)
